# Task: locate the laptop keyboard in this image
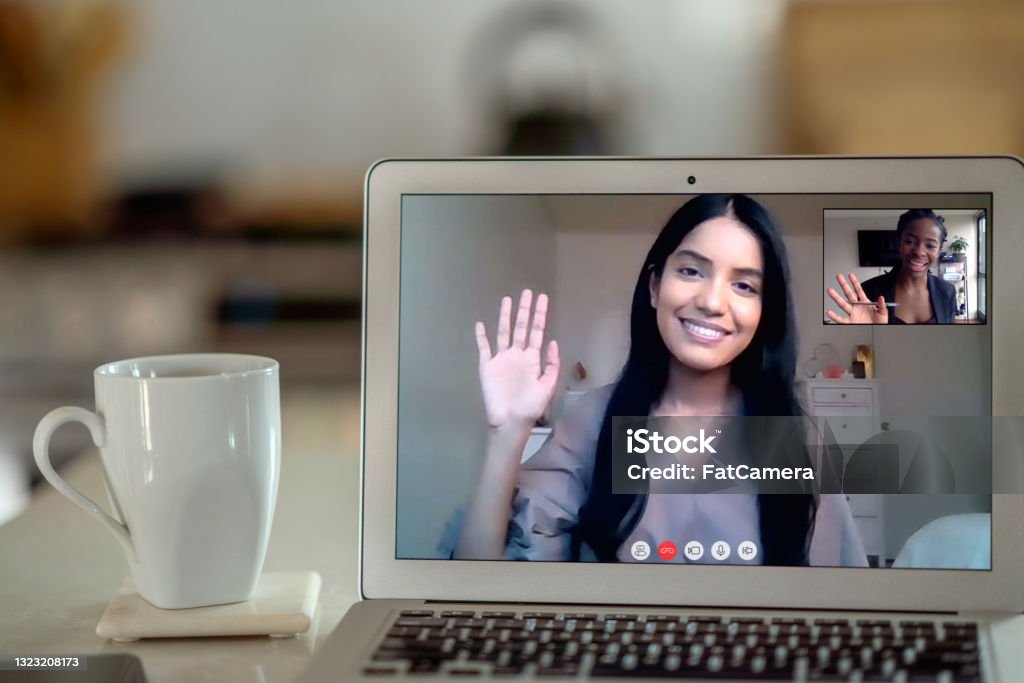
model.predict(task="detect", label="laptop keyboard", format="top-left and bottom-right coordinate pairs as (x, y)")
top-left (363, 610), bottom-right (981, 680)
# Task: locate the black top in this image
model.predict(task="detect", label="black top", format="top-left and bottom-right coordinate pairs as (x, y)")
top-left (859, 269), bottom-right (957, 324)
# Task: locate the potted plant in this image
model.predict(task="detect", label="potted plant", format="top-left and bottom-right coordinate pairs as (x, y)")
top-left (949, 236), bottom-right (969, 262)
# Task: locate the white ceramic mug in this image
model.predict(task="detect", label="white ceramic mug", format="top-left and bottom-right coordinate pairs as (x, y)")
top-left (33, 354), bottom-right (281, 609)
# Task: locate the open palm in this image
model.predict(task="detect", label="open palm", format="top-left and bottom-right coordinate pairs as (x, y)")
top-left (475, 290), bottom-right (560, 429)
top-left (826, 273), bottom-right (888, 324)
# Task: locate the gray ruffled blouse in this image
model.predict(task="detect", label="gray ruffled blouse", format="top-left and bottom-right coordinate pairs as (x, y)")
top-left (504, 386), bottom-right (869, 566)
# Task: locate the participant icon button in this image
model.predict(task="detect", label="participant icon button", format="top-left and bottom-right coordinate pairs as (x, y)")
top-left (630, 540), bottom-right (651, 561)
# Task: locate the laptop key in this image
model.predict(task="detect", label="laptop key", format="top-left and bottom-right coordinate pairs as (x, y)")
top-left (376, 647), bottom-right (430, 662)
top-left (386, 626), bottom-right (419, 638)
top-left (492, 619), bottom-right (522, 629)
top-left (490, 665), bottom-right (525, 676)
top-left (958, 663), bottom-right (983, 682)
top-left (407, 657), bottom-right (442, 674)
top-left (371, 651), bottom-right (407, 663)
top-left (536, 619), bottom-right (566, 630)
top-left (395, 617), bottom-right (447, 627)
top-left (943, 627), bottom-right (979, 642)
top-left (361, 666), bottom-right (400, 676)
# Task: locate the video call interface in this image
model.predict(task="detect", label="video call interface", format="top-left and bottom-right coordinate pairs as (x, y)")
top-left (395, 193), bottom-right (993, 569)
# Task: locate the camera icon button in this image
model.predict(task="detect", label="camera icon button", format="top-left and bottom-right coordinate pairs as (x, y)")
top-left (683, 541), bottom-right (704, 561)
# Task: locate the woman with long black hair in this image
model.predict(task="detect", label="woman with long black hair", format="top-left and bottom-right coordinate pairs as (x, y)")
top-left (455, 194), bottom-right (867, 566)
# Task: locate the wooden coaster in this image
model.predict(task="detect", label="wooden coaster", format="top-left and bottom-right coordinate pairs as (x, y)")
top-left (96, 570), bottom-right (321, 642)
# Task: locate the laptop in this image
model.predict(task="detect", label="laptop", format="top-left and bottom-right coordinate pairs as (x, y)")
top-left (300, 156), bottom-right (1024, 682)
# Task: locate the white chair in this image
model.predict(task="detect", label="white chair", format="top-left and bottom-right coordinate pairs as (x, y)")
top-left (892, 513), bottom-right (991, 570)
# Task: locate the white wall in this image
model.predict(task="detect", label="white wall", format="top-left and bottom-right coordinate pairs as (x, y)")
top-left (551, 232), bottom-right (653, 394)
top-left (757, 196), bottom-right (876, 383)
top-left (396, 196), bottom-right (556, 558)
top-left (871, 323), bottom-right (992, 559)
top-left (873, 324), bottom-right (990, 418)
top-left (823, 214), bottom-right (900, 321)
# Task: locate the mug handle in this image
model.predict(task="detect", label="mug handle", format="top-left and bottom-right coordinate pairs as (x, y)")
top-left (33, 406), bottom-right (136, 563)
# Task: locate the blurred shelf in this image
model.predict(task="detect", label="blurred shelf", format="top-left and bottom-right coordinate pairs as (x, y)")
top-left (214, 321), bottom-right (361, 385)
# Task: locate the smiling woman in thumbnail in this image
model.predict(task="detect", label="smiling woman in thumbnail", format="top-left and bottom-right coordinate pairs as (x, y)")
top-left (827, 209), bottom-right (957, 324)
top-left (454, 194), bottom-right (867, 566)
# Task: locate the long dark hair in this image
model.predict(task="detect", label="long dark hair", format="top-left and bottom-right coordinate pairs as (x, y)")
top-left (575, 194), bottom-right (817, 565)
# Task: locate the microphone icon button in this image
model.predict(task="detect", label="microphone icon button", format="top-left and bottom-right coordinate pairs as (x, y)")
top-left (711, 541), bottom-right (731, 561)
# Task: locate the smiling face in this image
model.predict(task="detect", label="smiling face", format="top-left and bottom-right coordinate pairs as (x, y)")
top-left (649, 215), bottom-right (764, 373)
top-left (899, 218), bottom-right (943, 275)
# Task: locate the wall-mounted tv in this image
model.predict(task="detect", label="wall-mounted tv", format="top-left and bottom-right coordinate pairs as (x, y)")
top-left (857, 229), bottom-right (901, 267)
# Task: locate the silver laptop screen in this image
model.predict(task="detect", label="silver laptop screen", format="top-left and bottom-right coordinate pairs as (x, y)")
top-left (396, 193), bottom-right (992, 570)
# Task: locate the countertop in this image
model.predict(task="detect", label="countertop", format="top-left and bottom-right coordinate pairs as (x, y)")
top-left (0, 385), bottom-right (361, 683)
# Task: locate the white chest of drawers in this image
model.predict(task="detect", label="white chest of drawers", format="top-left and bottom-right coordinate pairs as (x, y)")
top-left (802, 378), bottom-right (884, 564)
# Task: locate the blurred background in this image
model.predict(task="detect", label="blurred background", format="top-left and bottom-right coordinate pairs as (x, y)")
top-left (1, 0), bottom-right (1022, 525)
